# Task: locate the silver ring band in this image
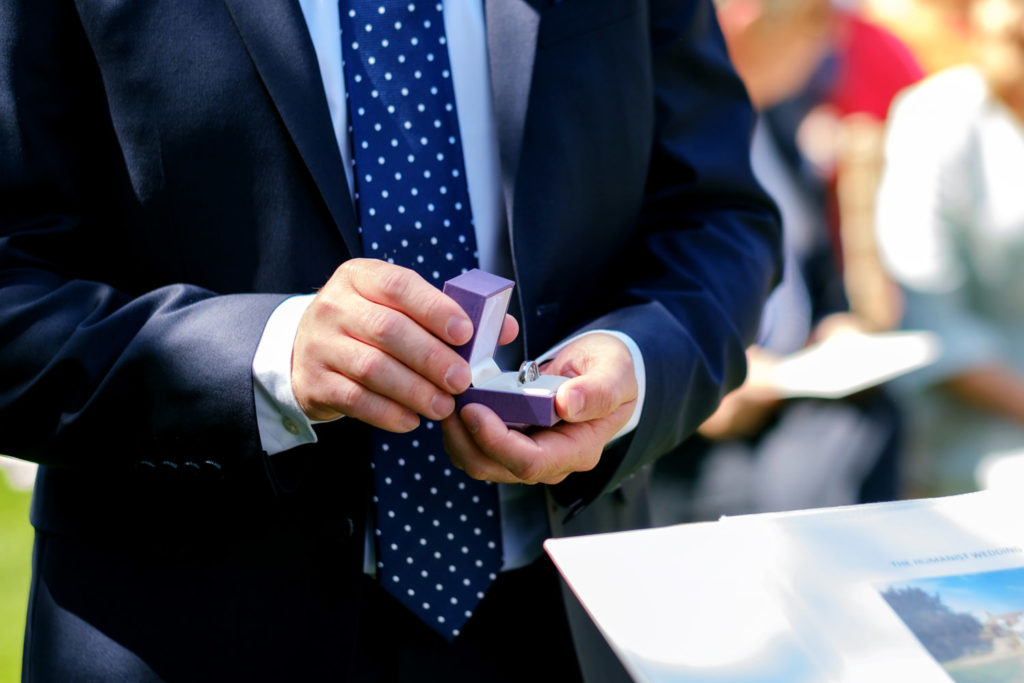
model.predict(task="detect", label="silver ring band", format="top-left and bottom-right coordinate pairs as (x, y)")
top-left (517, 360), bottom-right (540, 385)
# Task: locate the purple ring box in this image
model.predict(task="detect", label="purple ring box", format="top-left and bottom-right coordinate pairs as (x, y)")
top-left (444, 269), bottom-right (567, 427)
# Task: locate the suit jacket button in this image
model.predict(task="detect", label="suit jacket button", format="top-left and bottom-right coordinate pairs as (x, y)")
top-left (159, 460), bottom-right (179, 481)
top-left (282, 417), bottom-right (301, 435)
top-left (201, 460), bottom-right (225, 482)
top-left (136, 460), bottom-right (157, 478)
top-left (182, 461), bottom-right (202, 481)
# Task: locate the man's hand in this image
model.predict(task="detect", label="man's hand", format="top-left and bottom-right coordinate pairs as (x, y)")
top-left (697, 345), bottom-right (781, 440)
top-left (441, 333), bottom-right (638, 485)
top-left (292, 259), bottom-right (517, 432)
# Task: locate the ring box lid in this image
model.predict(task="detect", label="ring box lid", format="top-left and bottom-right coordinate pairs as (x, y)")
top-left (443, 269), bottom-right (514, 388)
top-left (444, 269), bottom-right (566, 426)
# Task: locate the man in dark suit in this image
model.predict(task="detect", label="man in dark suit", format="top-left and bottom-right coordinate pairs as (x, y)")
top-left (0, 0), bottom-right (780, 680)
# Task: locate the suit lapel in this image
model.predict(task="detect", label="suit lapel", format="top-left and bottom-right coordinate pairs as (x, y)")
top-left (485, 0), bottom-right (540, 229)
top-left (220, 0), bottom-right (541, 261)
top-left (221, 0), bottom-right (362, 258)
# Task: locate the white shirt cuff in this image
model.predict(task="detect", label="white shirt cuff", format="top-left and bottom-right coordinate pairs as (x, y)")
top-left (253, 294), bottom-right (320, 455)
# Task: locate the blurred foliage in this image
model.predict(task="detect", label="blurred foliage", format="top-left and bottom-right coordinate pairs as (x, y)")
top-left (882, 585), bottom-right (991, 663)
top-left (947, 657), bottom-right (1024, 683)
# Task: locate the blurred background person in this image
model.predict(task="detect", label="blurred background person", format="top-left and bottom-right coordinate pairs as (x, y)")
top-left (763, 0), bottom-right (924, 332)
top-left (874, 0), bottom-right (1024, 497)
top-left (863, 0), bottom-right (973, 75)
top-left (652, 0), bottom-right (920, 524)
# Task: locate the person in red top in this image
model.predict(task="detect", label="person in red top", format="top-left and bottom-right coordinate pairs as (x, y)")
top-left (769, 5), bottom-right (925, 331)
top-left (829, 9), bottom-right (927, 121)
top-left (649, 0), bottom-right (922, 524)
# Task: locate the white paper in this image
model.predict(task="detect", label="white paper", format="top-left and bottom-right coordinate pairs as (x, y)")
top-left (770, 330), bottom-right (940, 399)
top-left (545, 524), bottom-right (832, 682)
top-left (545, 490), bottom-right (1024, 682)
top-left (726, 492), bottom-right (1024, 682)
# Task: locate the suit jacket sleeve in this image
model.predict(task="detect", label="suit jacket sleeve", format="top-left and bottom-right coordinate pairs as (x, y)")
top-left (0, 1), bottom-right (311, 476)
top-left (545, 0), bottom-right (782, 512)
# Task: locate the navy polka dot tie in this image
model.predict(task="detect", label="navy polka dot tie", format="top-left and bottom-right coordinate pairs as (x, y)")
top-left (340, 0), bottom-right (503, 641)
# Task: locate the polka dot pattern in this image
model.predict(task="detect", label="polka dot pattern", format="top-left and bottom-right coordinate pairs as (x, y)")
top-left (340, 0), bottom-right (502, 642)
top-left (369, 425), bottom-right (502, 641)
top-left (340, 0), bottom-right (477, 275)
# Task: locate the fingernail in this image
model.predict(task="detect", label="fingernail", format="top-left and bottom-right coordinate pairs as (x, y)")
top-left (465, 410), bottom-right (480, 434)
top-left (401, 412), bottom-right (421, 432)
top-left (446, 316), bottom-right (473, 345)
top-left (568, 389), bottom-right (585, 419)
top-left (445, 363), bottom-right (472, 393)
top-left (431, 393), bottom-right (455, 419)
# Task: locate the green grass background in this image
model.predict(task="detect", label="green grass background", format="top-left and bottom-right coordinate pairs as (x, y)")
top-left (0, 466), bottom-right (33, 683)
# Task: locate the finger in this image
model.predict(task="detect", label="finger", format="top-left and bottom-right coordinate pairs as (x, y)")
top-left (446, 400), bottom-right (633, 485)
top-left (457, 404), bottom-right (578, 485)
top-left (292, 330), bottom-right (453, 423)
top-left (320, 376), bottom-right (423, 433)
top-left (294, 359), bottom-right (422, 433)
top-left (498, 314), bottom-right (519, 346)
top-left (441, 410), bottom-right (527, 484)
top-left (546, 334), bottom-right (638, 422)
top-left (519, 401), bottom-right (635, 481)
top-left (326, 335), bottom-right (459, 421)
top-left (346, 259), bottom-right (475, 346)
top-left (555, 372), bottom-right (634, 423)
top-left (536, 400), bottom-right (636, 454)
top-left (337, 295), bottom-right (473, 395)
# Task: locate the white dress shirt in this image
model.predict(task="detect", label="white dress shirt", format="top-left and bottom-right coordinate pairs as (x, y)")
top-left (876, 64), bottom-right (1024, 494)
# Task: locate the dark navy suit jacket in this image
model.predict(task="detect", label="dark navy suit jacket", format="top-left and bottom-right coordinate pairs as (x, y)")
top-left (0, 0), bottom-right (780, 677)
